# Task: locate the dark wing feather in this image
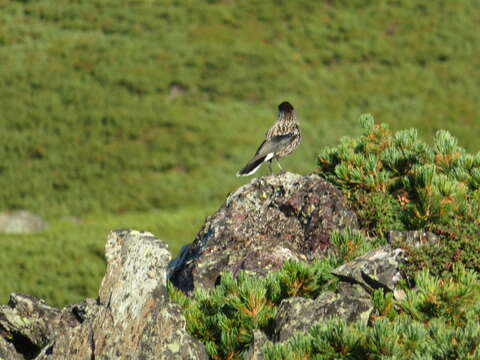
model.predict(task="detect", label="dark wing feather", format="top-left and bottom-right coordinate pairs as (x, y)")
top-left (237, 134), bottom-right (299, 176)
top-left (236, 154), bottom-right (269, 176)
top-left (255, 134), bottom-right (298, 157)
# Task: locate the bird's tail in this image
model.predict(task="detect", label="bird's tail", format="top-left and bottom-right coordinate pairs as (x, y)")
top-left (236, 153), bottom-right (274, 177)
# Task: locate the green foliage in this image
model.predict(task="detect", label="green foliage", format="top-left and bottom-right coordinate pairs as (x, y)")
top-left (318, 115), bottom-right (480, 275)
top-left (399, 266), bottom-right (480, 327)
top-left (372, 289), bottom-right (397, 321)
top-left (263, 267), bottom-right (480, 359)
top-left (348, 191), bottom-right (405, 237)
top-left (168, 258), bottom-right (337, 359)
top-left (276, 258), bottom-right (338, 299)
top-left (330, 228), bottom-right (385, 263)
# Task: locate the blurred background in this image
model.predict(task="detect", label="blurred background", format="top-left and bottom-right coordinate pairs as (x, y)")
top-left (0, 0), bottom-right (479, 306)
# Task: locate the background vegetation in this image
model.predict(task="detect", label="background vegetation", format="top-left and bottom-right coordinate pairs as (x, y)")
top-left (0, 0), bottom-right (479, 306)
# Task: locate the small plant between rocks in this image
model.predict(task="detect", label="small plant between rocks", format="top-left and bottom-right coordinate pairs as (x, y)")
top-left (263, 265), bottom-right (480, 359)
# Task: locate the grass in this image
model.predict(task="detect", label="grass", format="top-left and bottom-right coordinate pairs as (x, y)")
top-left (0, 205), bottom-right (215, 305)
top-left (0, 0), bottom-right (479, 305)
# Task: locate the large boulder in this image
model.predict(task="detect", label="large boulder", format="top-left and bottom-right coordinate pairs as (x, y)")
top-left (0, 230), bottom-right (207, 360)
top-left (169, 172), bottom-right (358, 292)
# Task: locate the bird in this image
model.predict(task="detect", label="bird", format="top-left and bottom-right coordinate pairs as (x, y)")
top-left (237, 101), bottom-right (301, 176)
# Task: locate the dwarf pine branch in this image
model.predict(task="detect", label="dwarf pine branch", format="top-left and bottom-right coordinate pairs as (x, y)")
top-left (317, 114), bottom-right (480, 276)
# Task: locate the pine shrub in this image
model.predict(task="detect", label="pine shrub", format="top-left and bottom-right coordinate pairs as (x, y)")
top-left (330, 227), bottom-right (385, 263)
top-left (168, 258), bottom-right (337, 359)
top-left (317, 115), bottom-right (480, 276)
top-left (263, 266), bottom-right (480, 359)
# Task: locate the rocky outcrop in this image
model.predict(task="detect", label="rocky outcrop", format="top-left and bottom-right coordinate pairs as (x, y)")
top-left (0, 211), bottom-right (47, 234)
top-left (0, 293), bottom-right (85, 358)
top-left (0, 230), bottom-right (207, 360)
top-left (169, 172), bottom-right (358, 293)
top-left (0, 174), bottom-right (429, 359)
top-left (273, 246), bottom-right (405, 342)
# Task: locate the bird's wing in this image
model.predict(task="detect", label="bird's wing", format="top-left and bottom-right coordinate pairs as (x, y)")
top-left (236, 134), bottom-right (298, 176)
top-left (254, 134), bottom-right (298, 157)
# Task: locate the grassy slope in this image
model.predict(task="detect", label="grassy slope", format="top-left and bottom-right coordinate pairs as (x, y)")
top-left (0, 205), bottom-right (215, 305)
top-left (0, 0), bottom-right (479, 306)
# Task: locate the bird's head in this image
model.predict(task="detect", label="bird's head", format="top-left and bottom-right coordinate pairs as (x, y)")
top-left (278, 101), bottom-right (294, 113)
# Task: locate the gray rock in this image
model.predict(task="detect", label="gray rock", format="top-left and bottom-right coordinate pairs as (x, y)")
top-left (244, 330), bottom-right (268, 360)
top-left (274, 296), bottom-right (320, 342)
top-left (387, 230), bottom-right (438, 248)
top-left (0, 293), bottom-right (83, 357)
top-left (333, 246), bottom-right (405, 291)
top-left (0, 230), bottom-right (208, 360)
top-left (0, 335), bottom-right (23, 360)
top-left (0, 211), bottom-right (47, 234)
top-left (273, 246), bottom-right (406, 342)
top-left (273, 284), bottom-right (373, 342)
top-left (169, 172), bottom-right (358, 292)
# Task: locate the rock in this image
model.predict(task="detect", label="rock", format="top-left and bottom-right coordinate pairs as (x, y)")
top-left (273, 284), bottom-right (372, 342)
top-left (332, 246), bottom-right (405, 292)
top-left (274, 296), bottom-right (321, 342)
top-left (0, 211), bottom-right (47, 234)
top-left (169, 82), bottom-right (188, 99)
top-left (244, 330), bottom-right (267, 360)
top-left (0, 230), bottom-right (208, 360)
top-left (0, 293), bottom-right (83, 357)
top-left (387, 230), bottom-right (438, 248)
top-left (169, 172), bottom-right (358, 292)
top-left (0, 335), bottom-right (23, 360)
top-left (244, 330), bottom-right (268, 360)
top-left (273, 246), bottom-right (406, 342)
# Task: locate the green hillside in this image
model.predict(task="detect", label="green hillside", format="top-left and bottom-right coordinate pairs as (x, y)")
top-left (0, 0), bottom-right (479, 306)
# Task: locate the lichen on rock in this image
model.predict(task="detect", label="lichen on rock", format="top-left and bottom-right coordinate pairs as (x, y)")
top-left (169, 172), bottom-right (358, 293)
top-left (0, 230), bottom-right (208, 360)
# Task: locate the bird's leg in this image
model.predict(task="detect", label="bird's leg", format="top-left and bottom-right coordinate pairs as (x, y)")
top-left (276, 159), bottom-right (283, 171)
top-left (268, 160), bottom-right (273, 174)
